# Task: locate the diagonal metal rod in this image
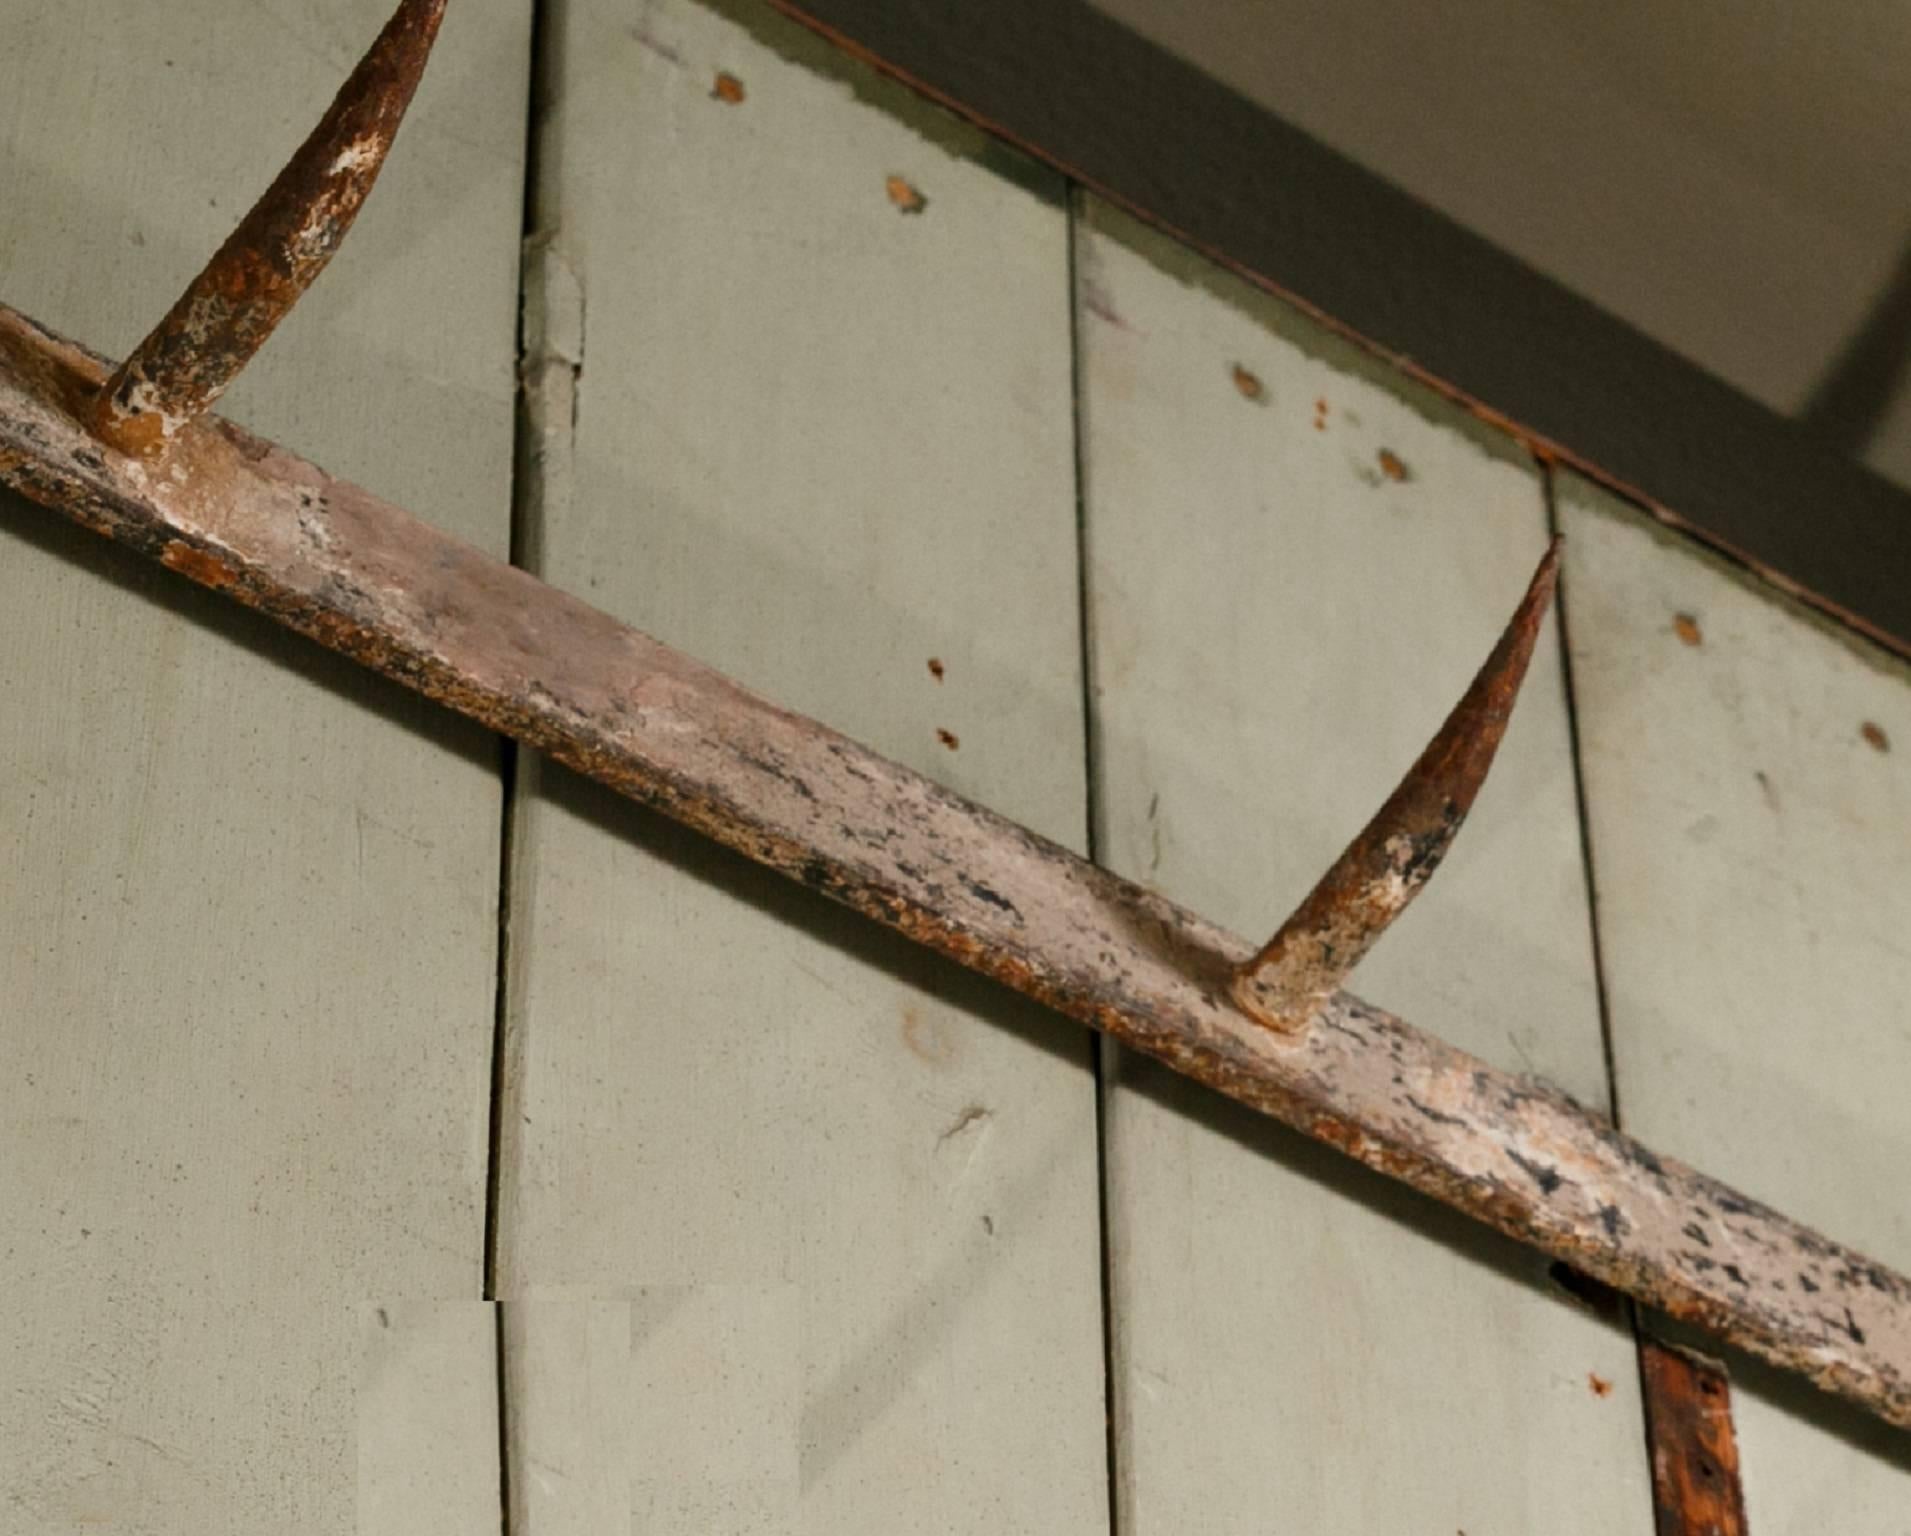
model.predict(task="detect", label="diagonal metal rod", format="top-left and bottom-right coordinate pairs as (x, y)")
top-left (86, 0), bottom-right (446, 457)
top-left (1, 301), bottom-right (1907, 1431)
top-left (3, 0), bottom-right (1908, 1434)
top-left (1234, 541), bottom-right (1559, 1032)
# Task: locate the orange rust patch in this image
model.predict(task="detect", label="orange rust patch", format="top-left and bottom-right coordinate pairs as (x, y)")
top-left (1672, 613), bottom-right (1703, 647)
top-left (936, 727), bottom-right (960, 750)
top-left (1377, 448), bottom-right (1411, 482)
top-left (161, 540), bottom-right (238, 589)
top-left (1861, 720), bottom-right (1889, 752)
top-left (1641, 1340), bottom-right (1746, 1535)
top-left (1588, 1372), bottom-right (1613, 1398)
top-left (1231, 363), bottom-right (1265, 402)
top-left (885, 175), bottom-right (927, 214)
top-left (927, 657), bottom-right (945, 681)
top-left (711, 71), bottom-right (745, 103)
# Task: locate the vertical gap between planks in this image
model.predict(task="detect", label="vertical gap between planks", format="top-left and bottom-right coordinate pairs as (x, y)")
top-left (485, 0), bottom-right (561, 1529)
top-left (1541, 463), bottom-right (1622, 1129)
top-left (1543, 463), bottom-right (1745, 1526)
top-left (1066, 182), bottom-right (1124, 1536)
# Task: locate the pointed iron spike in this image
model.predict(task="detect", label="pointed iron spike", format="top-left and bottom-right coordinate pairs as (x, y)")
top-left (1231, 538), bottom-right (1563, 1034)
top-left (86, 0), bottom-right (448, 457)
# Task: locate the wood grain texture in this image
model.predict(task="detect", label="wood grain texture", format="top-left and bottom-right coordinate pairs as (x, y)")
top-left (493, 2), bottom-right (1105, 1529)
top-left (1078, 198), bottom-right (1654, 1533)
top-left (0, 2), bottom-right (529, 1528)
top-left (1560, 473), bottom-right (1911, 1532)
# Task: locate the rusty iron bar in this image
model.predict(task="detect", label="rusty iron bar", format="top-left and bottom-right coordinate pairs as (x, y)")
top-left (86, 0), bottom-right (446, 458)
top-left (1641, 1340), bottom-right (1751, 1535)
top-left (1, 302), bottom-right (1909, 1431)
top-left (4, 0), bottom-right (1911, 1436)
top-left (1233, 541), bottom-right (1559, 1032)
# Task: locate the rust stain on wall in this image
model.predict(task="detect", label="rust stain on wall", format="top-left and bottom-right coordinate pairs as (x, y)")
top-left (885, 174), bottom-right (927, 214)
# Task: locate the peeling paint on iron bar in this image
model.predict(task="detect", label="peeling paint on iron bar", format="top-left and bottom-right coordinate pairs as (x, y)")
top-left (1, 304), bottom-right (1907, 1433)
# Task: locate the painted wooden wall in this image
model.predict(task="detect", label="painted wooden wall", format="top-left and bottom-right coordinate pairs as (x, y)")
top-left (1560, 476), bottom-right (1911, 1530)
top-left (493, 3), bottom-right (1105, 1530)
top-left (2, 1), bottom-right (1906, 1531)
top-left (1, 3), bottom-right (529, 1531)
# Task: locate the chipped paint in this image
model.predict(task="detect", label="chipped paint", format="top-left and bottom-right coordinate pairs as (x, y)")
top-left (3, 302), bottom-right (1909, 1429)
top-left (86, 0), bottom-right (445, 458)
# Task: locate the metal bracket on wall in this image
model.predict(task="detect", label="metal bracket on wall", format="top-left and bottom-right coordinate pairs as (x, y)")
top-left (1641, 1341), bottom-right (1751, 1536)
top-left (3, 0), bottom-right (1907, 1435)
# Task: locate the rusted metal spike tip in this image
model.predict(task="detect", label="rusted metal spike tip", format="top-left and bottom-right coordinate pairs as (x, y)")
top-left (86, 0), bottom-right (448, 458)
top-left (1232, 538), bottom-right (1562, 1033)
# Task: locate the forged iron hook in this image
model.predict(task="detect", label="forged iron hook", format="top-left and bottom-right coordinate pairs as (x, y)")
top-left (85, 0), bottom-right (448, 457)
top-left (1231, 538), bottom-right (1562, 1032)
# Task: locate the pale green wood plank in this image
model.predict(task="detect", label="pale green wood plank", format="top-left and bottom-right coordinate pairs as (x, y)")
top-left (1559, 474), bottom-right (1911, 1531)
top-left (494, 2), bottom-right (1106, 1530)
top-left (502, 1289), bottom-right (804, 1536)
top-left (358, 1303), bottom-right (503, 1536)
top-left (0, 2), bottom-right (529, 1529)
top-left (503, 1300), bottom-right (634, 1535)
top-left (1078, 200), bottom-right (1653, 1533)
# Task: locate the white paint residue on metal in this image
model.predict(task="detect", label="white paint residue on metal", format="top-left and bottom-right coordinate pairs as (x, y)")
top-left (1078, 196), bottom-right (1654, 1533)
top-left (1561, 473), bottom-right (1911, 1528)
top-left (0, 1), bottom-right (531, 1527)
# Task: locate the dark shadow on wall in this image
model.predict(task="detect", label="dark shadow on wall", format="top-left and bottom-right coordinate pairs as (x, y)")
top-left (772, 0), bottom-right (1911, 656)
top-left (1799, 240), bottom-right (1911, 462)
